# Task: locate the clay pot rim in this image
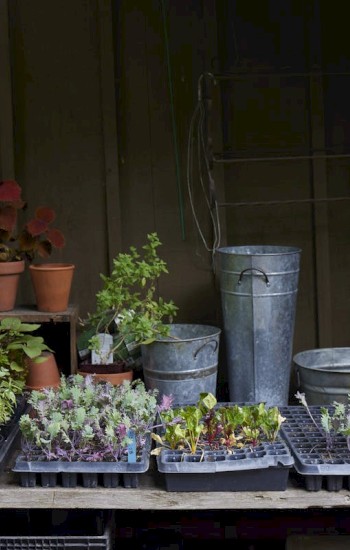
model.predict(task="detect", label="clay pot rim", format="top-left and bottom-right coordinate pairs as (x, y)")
top-left (0, 259), bottom-right (25, 274)
top-left (29, 263), bottom-right (75, 271)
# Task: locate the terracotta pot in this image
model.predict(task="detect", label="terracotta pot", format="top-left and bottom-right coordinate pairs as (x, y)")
top-left (78, 362), bottom-right (133, 386)
top-left (0, 260), bottom-right (25, 312)
top-left (25, 351), bottom-right (61, 390)
top-left (29, 263), bottom-right (75, 312)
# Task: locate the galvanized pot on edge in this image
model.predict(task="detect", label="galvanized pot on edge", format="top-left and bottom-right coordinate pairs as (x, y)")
top-left (294, 347), bottom-right (350, 405)
top-left (141, 323), bottom-right (221, 405)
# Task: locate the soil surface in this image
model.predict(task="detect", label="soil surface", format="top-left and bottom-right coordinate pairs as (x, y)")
top-left (78, 361), bottom-right (130, 374)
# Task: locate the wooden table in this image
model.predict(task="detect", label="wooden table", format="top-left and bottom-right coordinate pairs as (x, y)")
top-left (1, 450), bottom-right (350, 510)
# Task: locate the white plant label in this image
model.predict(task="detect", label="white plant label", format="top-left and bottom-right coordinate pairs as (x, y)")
top-left (91, 333), bottom-right (114, 365)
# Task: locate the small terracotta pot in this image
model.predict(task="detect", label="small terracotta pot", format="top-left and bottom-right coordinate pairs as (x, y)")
top-left (0, 260), bottom-right (25, 312)
top-left (78, 362), bottom-right (133, 386)
top-left (26, 351), bottom-right (61, 390)
top-left (29, 263), bottom-right (75, 312)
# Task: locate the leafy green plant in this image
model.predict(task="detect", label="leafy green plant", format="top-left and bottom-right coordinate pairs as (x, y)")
top-left (152, 393), bottom-right (285, 456)
top-left (0, 179), bottom-right (65, 262)
top-left (0, 317), bottom-right (52, 424)
top-left (19, 374), bottom-right (170, 462)
top-left (79, 232), bottom-right (178, 365)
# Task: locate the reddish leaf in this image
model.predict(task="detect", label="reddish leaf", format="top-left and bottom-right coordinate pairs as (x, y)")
top-left (35, 206), bottom-right (55, 224)
top-left (0, 205), bottom-right (17, 232)
top-left (0, 180), bottom-right (22, 202)
top-left (14, 200), bottom-right (26, 211)
top-left (47, 228), bottom-right (65, 248)
top-left (26, 218), bottom-right (48, 236)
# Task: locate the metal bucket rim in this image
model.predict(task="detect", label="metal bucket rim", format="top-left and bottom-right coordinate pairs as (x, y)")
top-left (155, 323), bottom-right (221, 343)
top-left (298, 364), bottom-right (350, 374)
top-left (294, 348), bottom-right (350, 372)
top-left (217, 245), bottom-right (301, 256)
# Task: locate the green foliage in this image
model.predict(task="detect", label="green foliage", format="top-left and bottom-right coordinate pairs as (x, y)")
top-left (80, 232), bottom-right (178, 363)
top-left (0, 317), bottom-right (52, 424)
top-left (19, 374), bottom-right (161, 462)
top-left (152, 393), bottom-right (285, 456)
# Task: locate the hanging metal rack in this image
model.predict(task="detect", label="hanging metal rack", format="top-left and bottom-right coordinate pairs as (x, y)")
top-left (198, 70), bottom-right (350, 208)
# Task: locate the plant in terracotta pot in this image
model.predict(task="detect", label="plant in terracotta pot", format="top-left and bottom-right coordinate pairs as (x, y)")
top-left (14, 374), bottom-right (172, 488)
top-left (78, 232), bottom-right (178, 385)
top-left (0, 317), bottom-right (53, 425)
top-left (0, 179), bottom-right (67, 311)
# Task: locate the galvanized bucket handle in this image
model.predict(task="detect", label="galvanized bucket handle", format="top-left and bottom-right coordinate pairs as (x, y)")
top-left (193, 340), bottom-right (218, 359)
top-left (237, 267), bottom-right (270, 287)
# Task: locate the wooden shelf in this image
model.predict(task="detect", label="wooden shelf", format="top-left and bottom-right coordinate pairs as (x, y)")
top-left (0, 304), bottom-right (79, 375)
top-left (1, 450), bottom-right (350, 510)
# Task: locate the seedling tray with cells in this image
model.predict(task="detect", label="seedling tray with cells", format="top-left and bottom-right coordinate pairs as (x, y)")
top-left (279, 404), bottom-right (350, 492)
top-left (153, 394), bottom-right (294, 491)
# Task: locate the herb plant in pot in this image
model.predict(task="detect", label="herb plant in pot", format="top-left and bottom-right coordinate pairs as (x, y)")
top-left (78, 232), bottom-right (178, 386)
top-left (0, 179), bottom-right (68, 312)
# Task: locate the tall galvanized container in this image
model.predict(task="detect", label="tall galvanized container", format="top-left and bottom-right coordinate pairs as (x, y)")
top-left (217, 245), bottom-right (301, 406)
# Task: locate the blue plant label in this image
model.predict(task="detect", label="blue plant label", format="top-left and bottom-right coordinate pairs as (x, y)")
top-left (127, 429), bottom-right (136, 463)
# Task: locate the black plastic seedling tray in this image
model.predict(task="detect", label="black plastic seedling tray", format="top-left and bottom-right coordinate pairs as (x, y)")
top-left (156, 439), bottom-right (294, 492)
top-left (13, 435), bottom-right (152, 488)
top-left (279, 405), bottom-right (350, 492)
top-left (0, 396), bottom-right (28, 472)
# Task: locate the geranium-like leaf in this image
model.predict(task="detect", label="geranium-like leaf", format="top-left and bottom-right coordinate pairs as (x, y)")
top-left (47, 228), bottom-right (65, 248)
top-left (0, 180), bottom-right (22, 201)
top-left (1, 317), bottom-right (22, 330)
top-left (0, 205), bottom-right (17, 232)
top-left (26, 218), bottom-right (48, 237)
top-left (35, 206), bottom-right (55, 224)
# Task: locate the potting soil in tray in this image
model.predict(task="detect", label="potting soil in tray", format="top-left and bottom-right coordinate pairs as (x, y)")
top-left (0, 396), bottom-right (29, 471)
top-left (279, 405), bottom-right (350, 492)
top-left (156, 439), bottom-right (294, 492)
top-left (13, 436), bottom-right (152, 489)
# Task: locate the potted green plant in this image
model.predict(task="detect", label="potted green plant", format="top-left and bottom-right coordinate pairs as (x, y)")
top-left (151, 392), bottom-right (293, 492)
top-left (0, 316), bottom-right (54, 422)
top-left (14, 374), bottom-right (171, 488)
top-left (0, 179), bottom-right (67, 311)
top-left (78, 232), bottom-right (221, 402)
top-left (77, 232), bottom-right (178, 385)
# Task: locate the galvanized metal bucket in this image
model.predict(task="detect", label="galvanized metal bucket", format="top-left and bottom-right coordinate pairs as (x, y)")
top-left (217, 245), bottom-right (301, 406)
top-left (141, 324), bottom-right (221, 405)
top-left (294, 347), bottom-right (350, 405)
